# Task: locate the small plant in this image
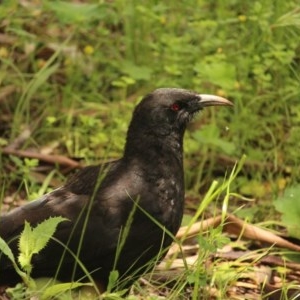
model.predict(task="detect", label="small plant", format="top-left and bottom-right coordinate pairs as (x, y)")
top-left (0, 216), bottom-right (91, 299)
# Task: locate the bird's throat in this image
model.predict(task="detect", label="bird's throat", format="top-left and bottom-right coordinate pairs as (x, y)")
top-left (124, 131), bottom-right (184, 164)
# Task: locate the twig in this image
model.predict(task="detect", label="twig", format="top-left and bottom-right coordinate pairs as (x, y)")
top-left (1, 148), bottom-right (81, 168)
top-left (215, 250), bottom-right (300, 271)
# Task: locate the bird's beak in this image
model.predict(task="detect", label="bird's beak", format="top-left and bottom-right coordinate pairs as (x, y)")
top-left (198, 94), bottom-right (233, 107)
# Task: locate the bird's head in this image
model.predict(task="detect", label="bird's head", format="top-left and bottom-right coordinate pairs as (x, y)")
top-left (128, 88), bottom-right (233, 137)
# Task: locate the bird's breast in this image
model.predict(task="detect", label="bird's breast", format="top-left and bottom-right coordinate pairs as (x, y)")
top-left (153, 175), bottom-right (184, 233)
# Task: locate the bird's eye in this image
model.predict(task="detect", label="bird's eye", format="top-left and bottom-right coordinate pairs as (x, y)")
top-left (170, 103), bottom-right (181, 111)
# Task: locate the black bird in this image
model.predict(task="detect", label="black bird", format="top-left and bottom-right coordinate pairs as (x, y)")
top-left (0, 88), bottom-right (232, 291)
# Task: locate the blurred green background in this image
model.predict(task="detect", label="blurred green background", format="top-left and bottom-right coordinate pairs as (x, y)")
top-left (0, 0), bottom-right (300, 219)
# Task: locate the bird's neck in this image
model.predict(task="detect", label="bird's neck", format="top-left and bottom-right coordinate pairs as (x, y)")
top-left (123, 131), bottom-right (184, 166)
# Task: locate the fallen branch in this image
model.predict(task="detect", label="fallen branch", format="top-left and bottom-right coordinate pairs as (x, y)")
top-left (1, 148), bottom-right (81, 168)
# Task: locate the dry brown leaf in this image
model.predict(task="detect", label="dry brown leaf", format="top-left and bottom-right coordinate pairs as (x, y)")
top-left (175, 214), bottom-right (300, 252)
top-left (224, 214), bottom-right (300, 252)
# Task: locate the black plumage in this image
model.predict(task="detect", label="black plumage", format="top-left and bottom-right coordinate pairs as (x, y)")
top-left (0, 88), bottom-right (232, 290)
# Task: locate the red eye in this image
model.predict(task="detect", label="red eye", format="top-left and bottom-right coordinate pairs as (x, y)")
top-left (170, 103), bottom-right (180, 111)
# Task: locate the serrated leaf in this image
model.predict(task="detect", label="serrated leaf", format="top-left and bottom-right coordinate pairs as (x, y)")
top-left (31, 216), bottom-right (67, 254)
top-left (18, 217), bottom-right (68, 271)
top-left (18, 221), bottom-right (33, 270)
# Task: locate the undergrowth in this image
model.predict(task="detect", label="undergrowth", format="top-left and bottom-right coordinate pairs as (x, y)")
top-left (0, 0), bottom-right (300, 299)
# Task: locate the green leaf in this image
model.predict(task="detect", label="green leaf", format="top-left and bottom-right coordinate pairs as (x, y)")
top-left (192, 124), bottom-right (235, 155)
top-left (18, 217), bottom-right (68, 272)
top-left (121, 61), bottom-right (152, 81)
top-left (274, 185), bottom-right (300, 238)
top-left (31, 216), bottom-right (67, 254)
top-left (18, 221), bottom-right (33, 272)
top-left (239, 180), bottom-right (268, 198)
top-left (45, 2), bottom-right (103, 24)
top-left (0, 236), bottom-right (17, 264)
top-left (181, 214), bottom-right (193, 226)
top-left (41, 282), bottom-right (91, 300)
top-left (111, 76), bottom-right (136, 88)
top-left (6, 283), bottom-right (28, 300)
top-left (0, 237), bottom-right (27, 283)
top-left (194, 61), bottom-right (236, 90)
top-left (107, 270), bottom-right (119, 292)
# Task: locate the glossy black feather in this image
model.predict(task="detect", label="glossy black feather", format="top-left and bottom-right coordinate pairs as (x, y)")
top-left (0, 88), bottom-right (232, 289)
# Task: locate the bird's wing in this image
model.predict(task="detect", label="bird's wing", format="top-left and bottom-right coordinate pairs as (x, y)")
top-left (0, 160), bottom-right (137, 278)
top-left (0, 161), bottom-right (118, 240)
top-left (0, 187), bottom-right (90, 240)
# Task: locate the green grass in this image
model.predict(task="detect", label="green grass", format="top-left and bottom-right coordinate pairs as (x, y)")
top-left (1, 0), bottom-right (300, 298)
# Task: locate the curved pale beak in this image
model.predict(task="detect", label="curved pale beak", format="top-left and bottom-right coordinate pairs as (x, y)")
top-left (198, 94), bottom-right (233, 107)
